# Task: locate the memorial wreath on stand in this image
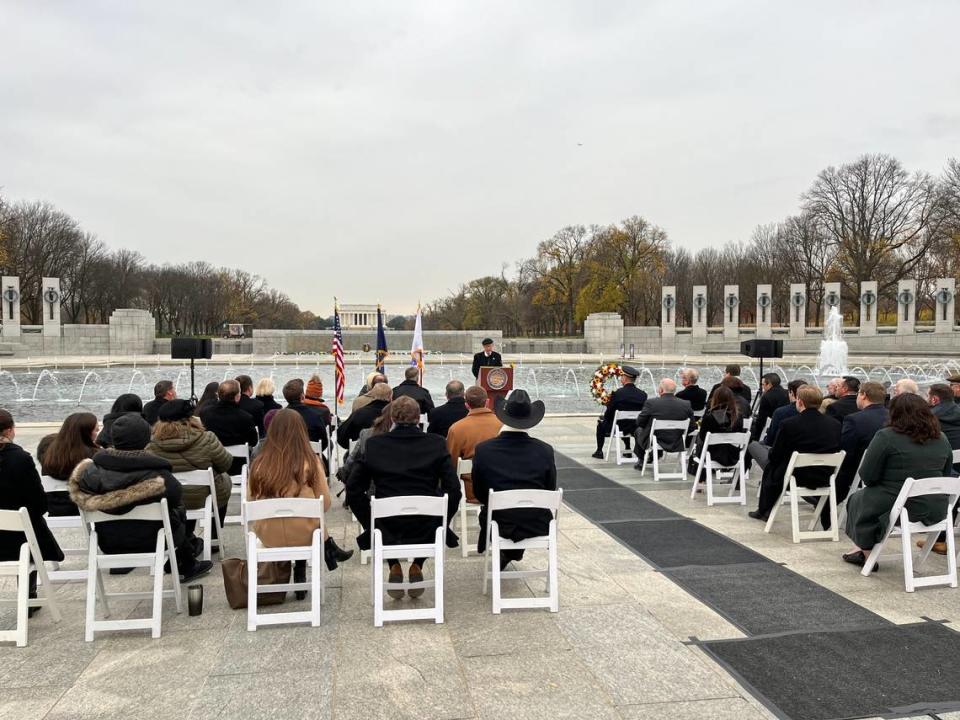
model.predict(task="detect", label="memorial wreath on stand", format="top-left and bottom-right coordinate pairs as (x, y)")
top-left (591, 362), bottom-right (623, 405)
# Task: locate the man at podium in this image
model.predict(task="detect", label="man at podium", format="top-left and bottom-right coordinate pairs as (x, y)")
top-left (472, 338), bottom-right (502, 378)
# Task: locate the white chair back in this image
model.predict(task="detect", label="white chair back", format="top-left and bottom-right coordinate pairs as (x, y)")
top-left (455, 457), bottom-right (477, 558)
top-left (372, 494), bottom-right (447, 524)
top-left (244, 497), bottom-right (325, 523)
top-left (309, 441), bottom-right (322, 455)
top-left (953, 449), bottom-right (960, 464)
top-left (690, 432), bottom-right (750, 506)
top-left (765, 450), bottom-right (846, 543)
top-left (488, 488), bottom-right (562, 513)
top-left (420, 413), bottom-right (430, 432)
top-left (456, 457), bottom-right (473, 476)
top-left (224, 444), bottom-right (250, 462)
top-left (607, 410), bottom-right (642, 465)
top-left (174, 468), bottom-right (223, 560)
top-left (704, 432), bottom-right (750, 450)
top-left (40, 475), bottom-right (68, 493)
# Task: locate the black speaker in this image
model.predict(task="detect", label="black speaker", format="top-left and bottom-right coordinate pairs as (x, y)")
top-left (171, 337), bottom-right (213, 360)
top-left (740, 339), bottom-right (783, 359)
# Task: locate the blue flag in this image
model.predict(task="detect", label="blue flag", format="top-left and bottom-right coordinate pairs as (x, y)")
top-left (375, 306), bottom-right (388, 377)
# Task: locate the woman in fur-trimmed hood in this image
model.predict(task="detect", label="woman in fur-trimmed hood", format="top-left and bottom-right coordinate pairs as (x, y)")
top-left (69, 413), bottom-right (211, 581)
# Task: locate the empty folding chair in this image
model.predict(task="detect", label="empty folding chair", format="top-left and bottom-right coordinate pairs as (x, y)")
top-left (370, 495), bottom-right (447, 627)
top-left (638, 419), bottom-right (690, 481)
top-left (604, 410), bottom-right (642, 465)
top-left (482, 488), bottom-right (563, 614)
top-left (764, 451), bottom-right (846, 543)
top-left (224, 443), bottom-right (250, 525)
top-left (864, 476), bottom-right (960, 591)
top-left (0, 508), bottom-right (62, 646)
top-left (689, 432), bottom-right (750, 506)
top-left (174, 468), bottom-right (225, 561)
top-left (40, 475), bottom-right (88, 582)
top-left (82, 498), bottom-right (183, 641)
top-left (456, 457), bottom-right (481, 558)
top-left (244, 498), bottom-right (326, 630)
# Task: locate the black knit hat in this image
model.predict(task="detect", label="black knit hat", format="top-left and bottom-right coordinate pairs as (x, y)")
top-left (112, 414), bottom-right (152, 451)
top-left (157, 399), bottom-right (194, 422)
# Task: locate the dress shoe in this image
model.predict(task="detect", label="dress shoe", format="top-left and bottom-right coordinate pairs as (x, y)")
top-left (591, 450), bottom-right (604, 459)
top-left (916, 539), bottom-right (948, 555)
top-left (842, 550), bottom-right (878, 571)
top-left (180, 560), bottom-right (213, 583)
top-left (407, 563), bottom-right (425, 599)
top-left (747, 510), bottom-right (768, 521)
top-left (387, 564), bottom-right (405, 600)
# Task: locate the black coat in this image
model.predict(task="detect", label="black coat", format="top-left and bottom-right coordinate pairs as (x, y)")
top-left (767, 408), bottom-right (841, 490)
top-left (255, 394), bottom-right (283, 414)
top-left (838, 403), bottom-right (889, 492)
top-left (427, 397), bottom-right (469, 438)
top-left (472, 431), bottom-right (557, 553)
top-left (0, 443), bottom-right (63, 563)
top-left (393, 379), bottom-right (435, 414)
top-left (676, 385), bottom-right (707, 412)
top-left (286, 401), bottom-right (330, 447)
top-left (338, 399), bottom-right (389, 449)
top-left (826, 393), bottom-right (859, 421)
top-left (68, 450), bottom-right (188, 558)
top-left (472, 350), bottom-right (503, 379)
top-left (708, 381), bottom-right (752, 408)
top-left (763, 403), bottom-right (798, 445)
top-left (98, 410), bottom-right (142, 448)
top-left (142, 398), bottom-right (167, 426)
top-left (347, 424), bottom-right (460, 549)
top-left (635, 394), bottom-right (693, 452)
top-left (692, 408), bottom-right (745, 469)
top-left (200, 400), bottom-right (258, 448)
top-left (602, 384), bottom-right (648, 424)
top-left (932, 402), bottom-right (960, 452)
top-left (239, 394), bottom-right (266, 437)
top-left (752, 385), bottom-right (790, 441)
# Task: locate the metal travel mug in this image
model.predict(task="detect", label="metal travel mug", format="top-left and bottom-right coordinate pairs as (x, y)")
top-left (187, 584), bottom-right (204, 616)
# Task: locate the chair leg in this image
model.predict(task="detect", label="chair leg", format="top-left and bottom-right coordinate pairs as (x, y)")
top-left (373, 535), bottom-right (384, 627)
top-left (16, 557), bottom-right (29, 647)
top-left (459, 498), bottom-right (469, 559)
top-left (434, 540), bottom-right (444, 624)
top-left (151, 532), bottom-right (164, 638)
top-left (789, 485), bottom-right (801, 543)
top-left (312, 538), bottom-right (322, 626)
top-left (947, 523), bottom-right (958, 588)
top-left (548, 530), bottom-right (559, 613)
top-left (247, 534), bottom-right (257, 631)
top-left (491, 532), bottom-right (502, 615)
top-left (901, 525), bottom-right (916, 592)
top-left (705, 465), bottom-right (714, 506)
top-left (203, 498), bottom-right (212, 562)
top-left (828, 486), bottom-right (839, 542)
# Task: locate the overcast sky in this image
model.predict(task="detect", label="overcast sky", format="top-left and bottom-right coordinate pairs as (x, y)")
top-left (2, 1), bottom-right (958, 315)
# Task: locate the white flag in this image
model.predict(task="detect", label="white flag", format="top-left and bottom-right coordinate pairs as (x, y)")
top-left (410, 306), bottom-right (424, 383)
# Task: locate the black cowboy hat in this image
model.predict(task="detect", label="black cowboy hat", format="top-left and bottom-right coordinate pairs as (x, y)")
top-left (495, 389), bottom-right (546, 430)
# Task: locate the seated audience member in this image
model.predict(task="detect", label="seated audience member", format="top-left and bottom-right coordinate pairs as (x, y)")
top-left (748, 380), bottom-right (806, 472)
top-left (304, 374), bottom-right (330, 412)
top-left (194, 382), bottom-right (220, 416)
top-left (200, 380), bottom-right (259, 475)
top-left (842, 393), bottom-right (953, 568)
top-left (249, 409), bottom-right (352, 595)
top-left (928, 383), bottom-right (960, 452)
top-left (427, 381), bottom-right (469, 438)
top-left (143, 380), bottom-right (176, 425)
top-left (392, 366), bottom-right (435, 415)
top-left (235, 374), bottom-right (266, 437)
top-left (827, 381), bottom-right (889, 530)
top-left (68, 414), bottom-right (212, 582)
top-left (721, 376), bottom-right (752, 419)
top-left (688, 386), bottom-right (744, 475)
top-left (283, 379), bottom-right (330, 447)
top-left (37, 412), bottom-right (99, 516)
top-left (147, 399), bottom-right (233, 531)
top-left (338, 383), bottom-right (392, 450)
top-left (346, 397), bottom-right (460, 599)
top-left (447, 386), bottom-right (503, 503)
top-left (472, 389), bottom-right (557, 569)
top-left (255, 377), bottom-right (283, 414)
top-left (0, 409), bottom-right (64, 615)
top-left (676, 368), bottom-right (707, 412)
top-left (820, 378), bottom-right (842, 415)
top-left (707, 364), bottom-right (752, 407)
top-left (634, 378), bottom-right (692, 466)
top-left (826, 376), bottom-right (861, 421)
top-left (593, 365), bottom-right (647, 459)
top-left (352, 372), bottom-right (387, 412)
top-left (893, 378), bottom-right (919, 397)
top-left (751, 374), bottom-right (789, 442)
top-left (97, 393), bottom-right (143, 447)
top-left (947, 375), bottom-right (960, 403)
top-left (340, 403), bottom-right (393, 490)
top-left (749, 386), bottom-right (841, 521)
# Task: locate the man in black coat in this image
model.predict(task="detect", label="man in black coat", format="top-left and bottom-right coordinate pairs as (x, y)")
top-left (748, 379), bottom-right (805, 471)
top-left (235, 374), bottom-right (265, 437)
top-left (472, 390), bottom-right (557, 569)
top-left (826, 376), bottom-right (860, 421)
top-left (676, 368), bottom-right (707, 412)
top-left (337, 383), bottom-right (391, 449)
top-left (707, 364), bottom-right (752, 408)
top-left (393, 366), bottom-right (435, 414)
top-left (471, 338), bottom-right (502, 379)
top-left (593, 365), bottom-right (648, 459)
top-left (750, 386), bottom-right (842, 520)
top-left (142, 380), bottom-right (176, 425)
top-left (427, 380), bottom-right (469, 438)
top-left (279, 379), bottom-right (330, 449)
top-left (929, 384), bottom-right (960, 453)
top-left (633, 378), bottom-right (693, 460)
top-left (199, 380), bottom-right (259, 475)
top-left (751, 373), bottom-right (790, 442)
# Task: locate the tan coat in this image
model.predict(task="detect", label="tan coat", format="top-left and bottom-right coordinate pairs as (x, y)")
top-left (251, 459), bottom-right (331, 548)
top-left (446, 408), bottom-right (502, 502)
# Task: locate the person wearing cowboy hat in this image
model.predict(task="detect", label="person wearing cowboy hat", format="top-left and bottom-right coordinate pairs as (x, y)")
top-left (593, 365), bottom-right (648, 459)
top-left (472, 389), bottom-right (557, 569)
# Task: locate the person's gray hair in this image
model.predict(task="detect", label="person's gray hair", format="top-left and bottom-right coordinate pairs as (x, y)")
top-left (683, 367), bottom-right (699, 383)
top-left (446, 380), bottom-right (465, 399)
top-left (404, 366), bottom-right (419, 382)
top-left (659, 378), bottom-right (676, 394)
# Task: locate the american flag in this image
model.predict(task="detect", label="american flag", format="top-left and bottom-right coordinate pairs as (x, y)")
top-left (332, 302), bottom-right (345, 406)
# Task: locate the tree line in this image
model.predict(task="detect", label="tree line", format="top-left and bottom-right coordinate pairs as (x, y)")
top-left (424, 154), bottom-right (960, 335)
top-left (0, 198), bottom-right (321, 335)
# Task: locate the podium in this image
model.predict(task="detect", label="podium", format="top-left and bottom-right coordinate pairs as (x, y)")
top-left (478, 366), bottom-right (513, 408)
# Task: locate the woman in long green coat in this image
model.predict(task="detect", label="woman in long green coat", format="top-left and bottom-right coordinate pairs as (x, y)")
top-left (843, 393), bottom-right (953, 568)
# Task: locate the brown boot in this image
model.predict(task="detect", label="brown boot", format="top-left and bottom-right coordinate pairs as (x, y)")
top-left (916, 539), bottom-right (948, 555)
top-left (387, 564), bottom-right (405, 600)
top-left (407, 563), bottom-right (425, 599)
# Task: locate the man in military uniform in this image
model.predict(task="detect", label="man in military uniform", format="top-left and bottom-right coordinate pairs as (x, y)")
top-left (472, 338), bottom-right (503, 379)
top-left (593, 365), bottom-right (648, 459)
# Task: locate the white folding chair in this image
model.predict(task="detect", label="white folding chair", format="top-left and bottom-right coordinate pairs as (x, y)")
top-left (742, 417), bottom-right (753, 435)
top-left (482, 489), bottom-right (562, 614)
top-left (370, 495), bottom-right (447, 627)
top-left (764, 451), bottom-right (846, 543)
top-left (175, 468), bottom-right (224, 561)
top-left (82, 498), bottom-right (183, 641)
top-left (420, 413), bottom-right (430, 433)
top-left (40, 475), bottom-right (88, 582)
top-left (456, 457), bottom-right (481, 558)
top-left (689, 432), bottom-right (750, 505)
top-left (686, 409), bottom-right (705, 449)
top-left (604, 410), bottom-right (641, 465)
top-left (953, 448), bottom-right (960, 466)
top-left (638, 419), bottom-right (690, 481)
top-left (224, 443), bottom-right (250, 525)
top-left (0, 508), bottom-right (62, 646)
top-left (864, 476), bottom-right (960, 591)
top-left (245, 498), bottom-right (326, 630)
